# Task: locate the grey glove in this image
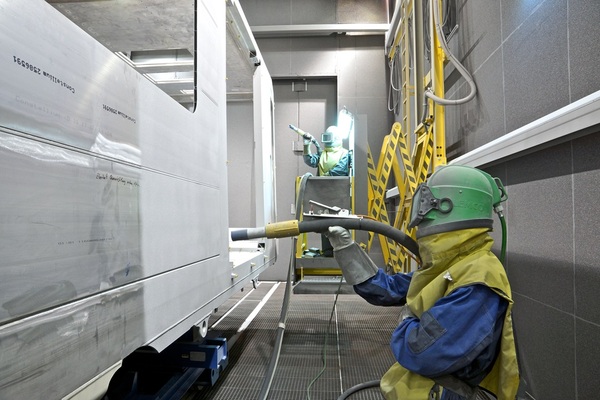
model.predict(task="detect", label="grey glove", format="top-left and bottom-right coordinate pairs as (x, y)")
top-left (326, 226), bottom-right (378, 285)
top-left (326, 226), bottom-right (353, 250)
top-left (290, 124), bottom-right (314, 142)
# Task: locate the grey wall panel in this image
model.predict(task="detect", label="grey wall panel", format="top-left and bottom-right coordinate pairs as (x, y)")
top-left (502, 0), bottom-right (569, 133)
top-left (505, 143), bottom-right (574, 313)
top-left (355, 96), bottom-right (393, 156)
top-left (241, 0), bottom-right (386, 26)
top-left (241, 0), bottom-right (292, 25)
top-left (337, 1), bottom-right (387, 24)
top-left (290, 0), bottom-right (336, 24)
top-left (454, 0), bottom-right (502, 73)
top-left (568, 0), bottom-right (600, 102)
top-left (445, 0), bottom-right (600, 159)
top-left (575, 319), bottom-right (600, 399)
top-left (353, 36), bottom-right (388, 98)
top-left (255, 37), bottom-right (293, 74)
top-left (512, 293), bottom-right (576, 400)
top-left (289, 37), bottom-right (338, 76)
top-left (500, 0), bottom-right (548, 41)
top-left (446, 49), bottom-right (505, 159)
top-left (572, 133), bottom-right (600, 325)
top-left (486, 131), bottom-right (600, 399)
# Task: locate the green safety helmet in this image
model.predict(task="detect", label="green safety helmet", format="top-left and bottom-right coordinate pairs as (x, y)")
top-left (408, 165), bottom-right (507, 238)
top-left (321, 126), bottom-right (342, 148)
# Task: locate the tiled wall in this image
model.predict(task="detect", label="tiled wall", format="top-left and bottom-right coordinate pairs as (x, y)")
top-left (446, 0), bottom-right (600, 158)
top-left (446, 2), bottom-right (600, 397)
top-left (484, 132), bottom-right (600, 399)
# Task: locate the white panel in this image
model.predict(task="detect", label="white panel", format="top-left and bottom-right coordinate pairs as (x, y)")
top-left (0, 0), bottom-right (261, 398)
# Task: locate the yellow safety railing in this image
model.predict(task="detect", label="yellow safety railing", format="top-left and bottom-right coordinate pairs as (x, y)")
top-left (367, 0), bottom-right (449, 272)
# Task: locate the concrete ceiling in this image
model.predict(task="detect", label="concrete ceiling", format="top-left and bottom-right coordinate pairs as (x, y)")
top-left (48, 0), bottom-right (255, 106)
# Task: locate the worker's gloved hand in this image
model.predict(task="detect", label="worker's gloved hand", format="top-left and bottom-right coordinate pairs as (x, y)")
top-left (326, 226), bottom-right (353, 250)
top-left (303, 133), bottom-right (316, 143)
top-left (326, 226), bottom-right (378, 285)
top-left (289, 124), bottom-right (314, 142)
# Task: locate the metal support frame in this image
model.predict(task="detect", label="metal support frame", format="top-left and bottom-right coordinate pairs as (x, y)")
top-left (105, 335), bottom-right (229, 398)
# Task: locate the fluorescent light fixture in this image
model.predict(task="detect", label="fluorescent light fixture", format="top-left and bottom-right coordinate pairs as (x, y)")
top-left (337, 108), bottom-right (354, 140)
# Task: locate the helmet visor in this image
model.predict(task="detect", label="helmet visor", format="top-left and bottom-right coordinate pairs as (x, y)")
top-left (321, 132), bottom-right (334, 144)
top-left (408, 184), bottom-right (453, 229)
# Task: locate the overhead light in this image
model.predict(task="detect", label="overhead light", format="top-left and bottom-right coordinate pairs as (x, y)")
top-left (337, 107), bottom-right (354, 140)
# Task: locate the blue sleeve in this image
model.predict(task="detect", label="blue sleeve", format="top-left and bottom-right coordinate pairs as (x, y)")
top-left (390, 285), bottom-right (508, 378)
top-left (353, 268), bottom-right (412, 306)
top-left (303, 153), bottom-right (319, 168)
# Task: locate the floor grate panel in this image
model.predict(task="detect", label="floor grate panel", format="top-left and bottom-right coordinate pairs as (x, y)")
top-left (187, 282), bottom-right (398, 399)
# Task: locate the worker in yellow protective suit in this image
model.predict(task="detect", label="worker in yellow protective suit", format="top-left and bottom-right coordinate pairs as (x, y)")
top-left (326, 165), bottom-right (519, 400)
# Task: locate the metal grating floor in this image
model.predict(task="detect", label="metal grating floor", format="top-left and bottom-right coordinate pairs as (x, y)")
top-left (185, 281), bottom-right (399, 400)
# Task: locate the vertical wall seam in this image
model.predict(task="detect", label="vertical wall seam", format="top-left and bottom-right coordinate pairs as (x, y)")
top-left (499, 0), bottom-right (507, 136)
top-left (566, 0), bottom-right (572, 103)
top-left (570, 138), bottom-right (578, 399)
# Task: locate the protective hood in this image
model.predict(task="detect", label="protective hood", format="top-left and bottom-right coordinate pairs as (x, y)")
top-left (416, 227), bottom-right (491, 271)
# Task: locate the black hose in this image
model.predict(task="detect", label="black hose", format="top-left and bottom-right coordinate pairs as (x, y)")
top-left (499, 213), bottom-right (507, 265)
top-left (298, 218), bottom-right (419, 259)
top-left (337, 380), bottom-right (381, 400)
top-left (231, 218), bottom-right (419, 259)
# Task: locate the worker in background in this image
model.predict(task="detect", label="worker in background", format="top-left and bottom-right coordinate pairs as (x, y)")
top-left (290, 124), bottom-right (351, 257)
top-left (289, 124), bottom-right (350, 176)
top-left (325, 165), bottom-right (519, 400)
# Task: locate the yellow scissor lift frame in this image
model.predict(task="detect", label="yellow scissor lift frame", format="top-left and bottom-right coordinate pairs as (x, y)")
top-left (368, 0), bottom-right (449, 273)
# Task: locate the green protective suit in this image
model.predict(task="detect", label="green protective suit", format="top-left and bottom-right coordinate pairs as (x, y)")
top-left (380, 228), bottom-right (519, 400)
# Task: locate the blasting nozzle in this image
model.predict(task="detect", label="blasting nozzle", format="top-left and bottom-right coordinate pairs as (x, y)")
top-left (231, 220), bottom-right (300, 241)
top-left (289, 124), bottom-right (313, 141)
